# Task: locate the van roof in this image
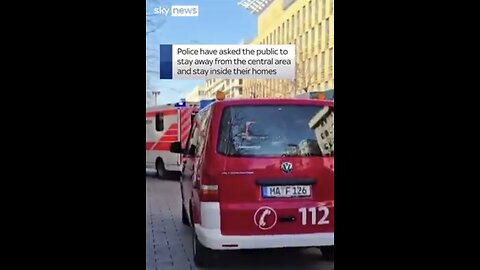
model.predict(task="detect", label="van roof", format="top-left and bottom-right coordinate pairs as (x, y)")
top-left (211, 98), bottom-right (334, 109)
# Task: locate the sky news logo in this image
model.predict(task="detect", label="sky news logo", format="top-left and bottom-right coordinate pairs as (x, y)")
top-left (153, 5), bottom-right (199, 16)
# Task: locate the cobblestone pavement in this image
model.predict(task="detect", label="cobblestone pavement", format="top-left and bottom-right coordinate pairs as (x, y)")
top-left (146, 172), bottom-right (334, 270)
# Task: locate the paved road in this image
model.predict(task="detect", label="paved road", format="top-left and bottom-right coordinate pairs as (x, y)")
top-left (146, 172), bottom-right (334, 270)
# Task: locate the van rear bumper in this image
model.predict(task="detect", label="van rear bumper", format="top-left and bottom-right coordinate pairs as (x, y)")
top-left (194, 225), bottom-right (334, 250)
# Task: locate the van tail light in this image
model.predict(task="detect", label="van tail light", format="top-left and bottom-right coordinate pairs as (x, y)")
top-left (199, 184), bottom-right (219, 202)
top-left (196, 173), bottom-right (219, 202)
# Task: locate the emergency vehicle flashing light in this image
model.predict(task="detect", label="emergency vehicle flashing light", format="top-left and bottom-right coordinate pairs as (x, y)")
top-left (215, 91), bottom-right (225, 100)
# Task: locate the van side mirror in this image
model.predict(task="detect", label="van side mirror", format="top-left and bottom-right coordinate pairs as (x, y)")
top-left (169, 142), bottom-right (183, 154)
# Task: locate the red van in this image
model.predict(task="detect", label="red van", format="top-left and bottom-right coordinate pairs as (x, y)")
top-left (170, 98), bottom-right (334, 267)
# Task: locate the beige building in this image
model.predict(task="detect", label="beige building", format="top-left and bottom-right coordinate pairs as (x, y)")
top-left (185, 85), bottom-right (206, 102)
top-left (204, 79), bottom-right (244, 99)
top-left (309, 106), bottom-right (334, 154)
top-left (241, 0), bottom-right (334, 98)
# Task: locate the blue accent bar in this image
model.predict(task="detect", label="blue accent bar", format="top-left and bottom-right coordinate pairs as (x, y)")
top-left (262, 187), bottom-right (268, 197)
top-left (199, 99), bottom-right (215, 110)
top-left (159, 44), bottom-right (173, 79)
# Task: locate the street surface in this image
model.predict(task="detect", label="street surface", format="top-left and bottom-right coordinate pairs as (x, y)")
top-left (146, 171), bottom-right (334, 270)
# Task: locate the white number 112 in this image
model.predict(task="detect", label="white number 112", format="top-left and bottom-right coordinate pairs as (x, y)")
top-left (299, 207), bottom-right (330, 225)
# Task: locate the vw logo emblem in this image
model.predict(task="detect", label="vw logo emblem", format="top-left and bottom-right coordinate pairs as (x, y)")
top-left (280, 162), bottom-right (293, 173)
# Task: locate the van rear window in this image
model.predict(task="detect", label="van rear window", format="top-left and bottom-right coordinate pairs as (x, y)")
top-left (217, 105), bottom-right (334, 157)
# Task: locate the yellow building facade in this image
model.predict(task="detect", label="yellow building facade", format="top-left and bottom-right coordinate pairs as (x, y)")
top-left (203, 79), bottom-right (244, 99)
top-left (243, 0), bottom-right (334, 98)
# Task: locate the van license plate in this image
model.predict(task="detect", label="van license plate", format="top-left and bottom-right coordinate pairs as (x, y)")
top-left (262, 185), bottom-right (311, 198)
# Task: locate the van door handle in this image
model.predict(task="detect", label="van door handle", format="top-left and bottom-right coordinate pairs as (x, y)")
top-left (279, 216), bottom-right (296, 222)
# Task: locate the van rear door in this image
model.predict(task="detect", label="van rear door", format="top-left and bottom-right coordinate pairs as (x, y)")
top-left (215, 104), bottom-right (334, 236)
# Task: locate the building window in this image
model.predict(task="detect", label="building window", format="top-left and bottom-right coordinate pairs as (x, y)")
top-left (322, 0), bottom-right (326, 19)
top-left (321, 51), bottom-right (325, 81)
top-left (297, 10), bottom-right (300, 34)
top-left (304, 60), bottom-right (309, 89)
top-left (298, 36), bottom-right (302, 52)
top-left (315, 0), bottom-right (318, 22)
top-left (291, 15), bottom-right (295, 37)
top-left (305, 31), bottom-right (309, 55)
top-left (329, 48), bottom-right (333, 78)
top-left (278, 26), bottom-right (281, 43)
top-left (155, 113), bottom-right (164, 132)
top-left (311, 30), bottom-right (315, 53)
top-left (326, 18), bottom-right (330, 47)
top-left (314, 55), bottom-right (318, 83)
top-left (308, 1), bottom-right (312, 27)
top-left (279, 25), bottom-right (282, 44)
top-left (309, 58), bottom-right (315, 85)
top-left (294, 39), bottom-right (297, 54)
top-left (304, 34), bottom-right (307, 54)
top-left (318, 23), bottom-right (322, 50)
top-left (286, 19), bottom-right (290, 41)
top-left (282, 23), bottom-right (285, 43)
top-left (290, 15), bottom-right (295, 39)
top-left (302, 6), bottom-right (306, 32)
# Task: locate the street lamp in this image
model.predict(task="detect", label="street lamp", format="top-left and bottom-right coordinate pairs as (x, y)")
top-left (151, 91), bottom-right (161, 106)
